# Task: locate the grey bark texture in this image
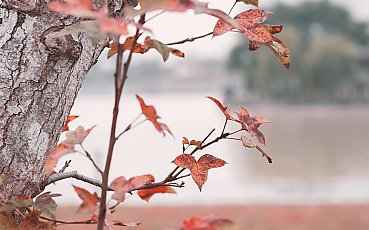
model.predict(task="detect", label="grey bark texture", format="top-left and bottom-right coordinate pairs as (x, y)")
top-left (0, 0), bottom-right (123, 205)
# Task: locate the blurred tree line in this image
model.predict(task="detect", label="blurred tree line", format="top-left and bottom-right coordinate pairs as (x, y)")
top-left (228, 0), bottom-right (369, 103)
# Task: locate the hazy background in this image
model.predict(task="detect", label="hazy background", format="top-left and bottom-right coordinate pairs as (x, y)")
top-left (49, 0), bottom-right (369, 210)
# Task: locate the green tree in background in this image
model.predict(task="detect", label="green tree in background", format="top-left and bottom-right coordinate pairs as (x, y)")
top-left (229, 0), bottom-right (369, 103)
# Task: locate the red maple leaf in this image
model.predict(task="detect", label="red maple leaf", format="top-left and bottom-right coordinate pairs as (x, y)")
top-left (172, 154), bottom-right (227, 191)
top-left (236, 107), bottom-right (270, 145)
top-left (73, 186), bottom-right (99, 213)
top-left (206, 96), bottom-right (234, 120)
top-left (136, 95), bottom-right (173, 137)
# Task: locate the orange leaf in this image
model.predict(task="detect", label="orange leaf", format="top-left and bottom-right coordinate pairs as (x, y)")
top-left (44, 143), bottom-right (75, 174)
top-left (206, 96), bottom-right (234, 120)
top-left (136, 95), bottom-right (173, 136)
top-left (172, 154), bottom-right (227, 191)
top-left (236, 107), bottom-right (270, 145)
top-left (62, 115), bottom-right (79, 132)
top-left (137, 186), bottom-right (176, 201)
top-left (73, 186), bottom-right (99, 213)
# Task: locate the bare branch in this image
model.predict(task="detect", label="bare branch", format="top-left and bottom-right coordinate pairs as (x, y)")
top-left (44, 171), bottom-right (113, 191)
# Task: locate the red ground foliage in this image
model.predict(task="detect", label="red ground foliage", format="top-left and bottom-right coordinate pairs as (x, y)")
top-left (56, 204), bottom-right (369, 229)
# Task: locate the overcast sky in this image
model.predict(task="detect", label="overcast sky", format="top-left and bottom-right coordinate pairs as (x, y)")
top-left (132, 0), bottom-right (368, 63)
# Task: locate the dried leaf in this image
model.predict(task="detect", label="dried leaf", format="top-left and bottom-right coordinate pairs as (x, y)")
top-left (268, 36), bottom-right (291, 68)
top-left (73, 186), bottom-right (99, 213)
top-left (236, 107), bottom-right (270, 145)
top-left (11, 195), bottom-right (34, 208)
top-left (34, 192), bottom-right (62, 219)
top-left (237, 0), bottom-right (258, 7)
top-left (110, 176), bottom-right (129, 202)
top-left (172, 154), bottom-right (227, 191)
top-left (0, 214), bottom-right (17, 230)
top-left (240, 136), bottom-right (256, 148)
top-left (136, 95), bottom-right (173, 136)
top-left (65, 125), bottom-right (96, 145)
top-left (19, 210), bottom-right (56, 230)
top-left (241, 136), bottom-right (272, 163)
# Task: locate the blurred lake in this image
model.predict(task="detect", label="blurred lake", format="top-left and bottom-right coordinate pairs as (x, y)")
top-left (48, 91), bottom-right (369, 206)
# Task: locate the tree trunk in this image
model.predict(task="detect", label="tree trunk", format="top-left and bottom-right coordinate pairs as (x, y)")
top-left (0, 0), bottom-right (117, 205)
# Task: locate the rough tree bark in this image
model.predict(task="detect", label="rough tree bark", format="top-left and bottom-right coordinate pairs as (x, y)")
top-left (0, 0), bottom-right (121, 205)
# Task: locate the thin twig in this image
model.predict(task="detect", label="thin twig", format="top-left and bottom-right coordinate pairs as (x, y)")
top-left (58, 160), bottom-right (71, 173)
top-left (165, 32), bottom-right (213, 46)
top-left (80, 144), bottom-right (103, 175)
top-left (127, 179), bottom-right (187, 193)
top-left (40, 216), bottom-right (94, 225)
top-left (165, 1), bottom-right (237, 47)
top-left (44, 171), bottom-right (113, 191)
top-left (145, 10), bottom-right (165, 23)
